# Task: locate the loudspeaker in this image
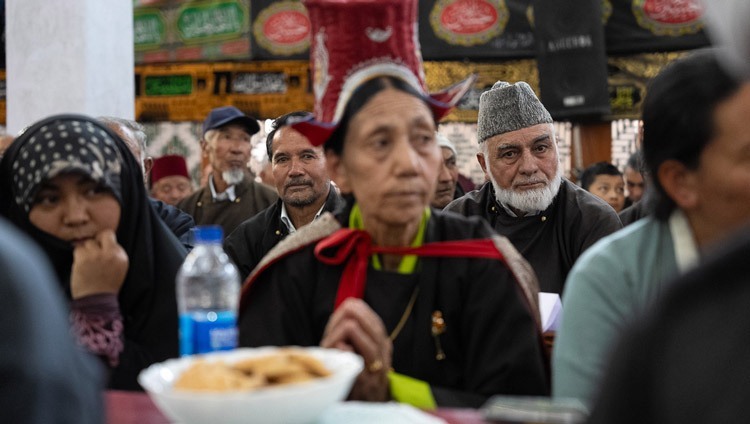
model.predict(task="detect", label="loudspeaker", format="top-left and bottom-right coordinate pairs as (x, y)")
top-left (533, 0), bottom-right (610, 120)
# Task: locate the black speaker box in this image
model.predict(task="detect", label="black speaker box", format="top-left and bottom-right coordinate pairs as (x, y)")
top-left (533, 0), bottom-right (611, 120)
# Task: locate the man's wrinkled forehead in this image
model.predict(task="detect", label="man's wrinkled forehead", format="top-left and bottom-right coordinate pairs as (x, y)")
top-left (488, 123), bottom-right (556, 149)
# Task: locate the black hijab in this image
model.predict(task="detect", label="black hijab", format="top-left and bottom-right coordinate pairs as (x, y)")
top-left (0, 114), bottom-right (186, 389)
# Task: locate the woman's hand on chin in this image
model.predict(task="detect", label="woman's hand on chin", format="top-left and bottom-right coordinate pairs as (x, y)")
top-left (70, 229), bottom-right (129, 299)
top-left (320, 298), bottom-right (392, 402)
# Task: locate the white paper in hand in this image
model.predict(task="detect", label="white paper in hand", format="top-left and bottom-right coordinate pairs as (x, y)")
top-left (538, 292), bottom-right (562, 332)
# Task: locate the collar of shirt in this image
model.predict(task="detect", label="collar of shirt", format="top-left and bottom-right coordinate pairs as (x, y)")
top-left (208, 174), bottom-right (237, 202)
top-left (669, 208), bottom-right (699, 274)
top-left (280, 202), bottom-right (327, 233)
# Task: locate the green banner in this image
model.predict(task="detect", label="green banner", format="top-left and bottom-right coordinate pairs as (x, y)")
top-left (145, 75), bottom-right (193, 96)
top-left (177, 1), bottom-right (248, 43)
top-left (134, 9), bottom-right (167, 50)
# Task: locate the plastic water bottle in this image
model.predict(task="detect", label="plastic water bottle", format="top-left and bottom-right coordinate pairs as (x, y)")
top-left (177, 225), bottom-right (240, 356)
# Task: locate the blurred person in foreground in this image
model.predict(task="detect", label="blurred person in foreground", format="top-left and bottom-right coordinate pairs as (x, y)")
top-left (431, 132), bottom-right (460, 209)
top-left (150, 154), bottom-right (193, 206)
top-left (99, 117), bottom-right (195, 248)
top-left (0, 114), bottom-right (187, 390)
top-left (578, 161), bottom-right (626, 213)
top-left (553, 49), bottom-right (750, 409)
top-left (588, 227), bottom-right (750, 423)
top-left (588, 6), bottom-right (750, 421)
top-left (445, 81), bottom-right (621, 294)
top-left (238, 0), bottom-right (547, 408)
top-left (178, 106), bottom-right (278, 236)
top-left (225, 111), bottom-right (345, 281)
top-left (0, 217), bottom-right (102, 424)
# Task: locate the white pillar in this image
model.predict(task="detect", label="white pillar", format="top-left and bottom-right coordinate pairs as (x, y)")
top-left (6, 0), bottom-right (134, 134)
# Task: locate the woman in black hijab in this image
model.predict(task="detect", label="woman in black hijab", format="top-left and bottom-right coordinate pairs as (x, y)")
top-left (0, 114), bottom-right (186, 390)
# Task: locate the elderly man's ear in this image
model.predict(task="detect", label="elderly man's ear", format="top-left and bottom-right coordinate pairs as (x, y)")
top-left (476, 152), bottom-right (488, 174)
top-left (200, 139), bottom-right (209, 157)
top-left (143, 157), bottom-right (153, 178)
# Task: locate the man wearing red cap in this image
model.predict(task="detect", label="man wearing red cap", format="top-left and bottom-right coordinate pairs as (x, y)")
top-left (150, 155), bottom-right (193, 206)
top-left (177, 106), bottom-right (278, 237)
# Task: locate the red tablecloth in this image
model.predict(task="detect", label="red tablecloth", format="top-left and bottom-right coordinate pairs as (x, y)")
top-left (105, 390), bottom-right (488, 424)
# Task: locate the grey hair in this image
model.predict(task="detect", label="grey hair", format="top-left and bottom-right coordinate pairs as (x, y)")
top-left (98, 116), bottom-right (148, 162)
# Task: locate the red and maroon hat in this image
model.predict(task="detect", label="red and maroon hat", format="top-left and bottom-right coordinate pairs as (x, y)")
top-left (292, 0), bottom-right (476, 147)
top-left (151, 155), bottom-right (190, 185)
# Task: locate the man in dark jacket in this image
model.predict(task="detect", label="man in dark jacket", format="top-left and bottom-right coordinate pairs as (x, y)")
top-left (445, 81), bottom-right (621, 294)
top-left (226, 111), bottom-right (343, 281)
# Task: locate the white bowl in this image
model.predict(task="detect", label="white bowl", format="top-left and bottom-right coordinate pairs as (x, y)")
top-left (138, 346), bottom-right (363, 424)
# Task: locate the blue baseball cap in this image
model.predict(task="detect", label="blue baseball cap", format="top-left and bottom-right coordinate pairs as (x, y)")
top-left (202, 106), bottom-right (260, 137)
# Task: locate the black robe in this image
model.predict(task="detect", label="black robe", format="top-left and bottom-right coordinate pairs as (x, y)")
top-left (589, 227), bottom-right (750, 423)
top-left (225, 188), bottom-right (345, 281)
top-left (444, 180), bottom-right (622, 294)
top-left (239, 206), bottom-right (548, 408)
top-left (0, 115), bottom-right (186, 390)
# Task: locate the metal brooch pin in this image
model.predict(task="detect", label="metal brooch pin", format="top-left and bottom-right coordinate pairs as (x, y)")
top-left (431, 311), bottom-right (446, 361)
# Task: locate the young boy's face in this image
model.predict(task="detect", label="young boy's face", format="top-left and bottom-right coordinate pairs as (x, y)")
top-left (589, 174), bottom-right (625, 212)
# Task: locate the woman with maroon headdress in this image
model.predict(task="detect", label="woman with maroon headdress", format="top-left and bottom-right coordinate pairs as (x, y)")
top-left (238, 0), bottom-right (547, 407)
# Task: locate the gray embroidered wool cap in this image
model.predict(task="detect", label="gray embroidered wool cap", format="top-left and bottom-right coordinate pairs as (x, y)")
top-left (477, 81), bottom-right (553, 143)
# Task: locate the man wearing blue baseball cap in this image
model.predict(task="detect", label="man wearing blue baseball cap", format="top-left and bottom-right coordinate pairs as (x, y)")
top-left (178, 106), bottom-right (277, 237)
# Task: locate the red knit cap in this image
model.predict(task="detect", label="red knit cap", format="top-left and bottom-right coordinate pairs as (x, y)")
top-left (151, 155), bottom-right (189, 185)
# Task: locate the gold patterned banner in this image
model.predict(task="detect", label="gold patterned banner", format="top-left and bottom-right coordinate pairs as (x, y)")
top-left (605, 51), bottom-right (688, 120)
top-left (425, 60), bottom-right (539, 123)
top-left (424, 52), bottom-right (687, 123)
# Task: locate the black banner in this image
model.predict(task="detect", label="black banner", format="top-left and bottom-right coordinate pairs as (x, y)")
top-left (604, 0), bottom-right (710, 54)
top-left (417, 0), bottom-right (710, 60)
top-left (419, 0), bottom-right (536, 60)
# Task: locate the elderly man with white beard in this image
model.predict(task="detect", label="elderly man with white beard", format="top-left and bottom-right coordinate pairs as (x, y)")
top-left (178, 106), bottom-right (278, 237)
top-left (445, 81), bottom-right (621, 294)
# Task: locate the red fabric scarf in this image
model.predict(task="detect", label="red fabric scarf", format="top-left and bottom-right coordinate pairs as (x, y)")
top-left (314, 228), bottom-right (507, 309)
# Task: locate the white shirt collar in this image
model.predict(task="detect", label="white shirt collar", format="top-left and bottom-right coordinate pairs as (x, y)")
top-left (208, 175), bottom-right (237, 202)
top-left (669, 209), bottom-right (700, 273)
top-left (280, 202), bottom-right (327, 233)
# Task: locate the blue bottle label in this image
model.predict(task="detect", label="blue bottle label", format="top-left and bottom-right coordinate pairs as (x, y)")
top-left (179, 311), bottom-right (237, 356)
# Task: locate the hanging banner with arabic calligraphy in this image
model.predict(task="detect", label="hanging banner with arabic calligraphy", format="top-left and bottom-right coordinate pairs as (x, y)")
top-left (135, 0), bottom-right (252, 64)
top-left (417, 0), bottom-right (709, 59)
top-left (604, 0), bottom-right (709, 53)
top-left (419, 0), bottom-right (536, 60)
top-left (250, 0), bottom-right (311, 60)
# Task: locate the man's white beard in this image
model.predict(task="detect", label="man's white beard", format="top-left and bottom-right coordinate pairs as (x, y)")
top-left (222, 168), bottom-right (245, 186)
top-left (491, 166), bottom-right (563, 214)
